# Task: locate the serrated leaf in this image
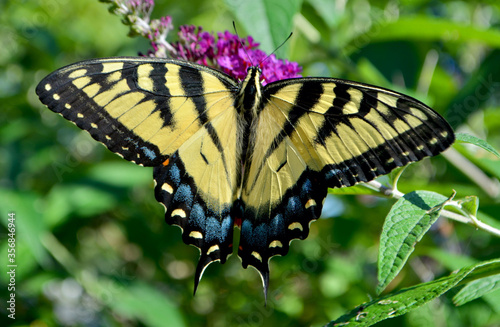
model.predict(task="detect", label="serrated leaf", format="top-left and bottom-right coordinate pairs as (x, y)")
top-left (223, 0), bottom-right (302, 55)
top-left (329, 258), bottom-right (500, 327)
top-left (453, 274), bottom-right (500, 306)
top-left (377, 191), bottom-right (449, 294)
top-left (455, 133), bottom-right (500, 159)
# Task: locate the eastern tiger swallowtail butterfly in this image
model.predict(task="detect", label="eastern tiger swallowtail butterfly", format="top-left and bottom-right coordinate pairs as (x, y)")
top-left (36, 57), bottom-right (454, 298)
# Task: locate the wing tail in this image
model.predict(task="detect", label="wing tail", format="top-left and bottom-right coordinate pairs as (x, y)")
top-left (154, 153), bottom-right (235, 292)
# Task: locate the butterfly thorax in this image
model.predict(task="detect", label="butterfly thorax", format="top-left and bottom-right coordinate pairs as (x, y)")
top-left (238, 66), bottom-right (263, 118)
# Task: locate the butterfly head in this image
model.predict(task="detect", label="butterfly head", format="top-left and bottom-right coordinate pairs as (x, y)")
top-left (239, 66), bottom-right (264, 117)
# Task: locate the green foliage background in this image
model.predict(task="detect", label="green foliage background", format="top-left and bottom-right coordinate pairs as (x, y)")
top-left (1, 0), bottom-right (500, 326)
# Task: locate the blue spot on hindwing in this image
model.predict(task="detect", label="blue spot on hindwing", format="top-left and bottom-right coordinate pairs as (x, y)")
top-left (168, 164), bottom-right (181, 186)
top-left (325, 169), bottom-right (339, 180)
top-left (241, 220), bottom-right (253, 243)
top-left (220, 216), bottom-right (232, 241)
top-left (140, 146), bottom-right (157, 160)
top-left (285, 196), bottom-right (301, 217)
top-left (253, 224), bottom-right (268, 248)
top-left (205, 217), bottom-right (221, 242)
top-left (173, 184), bottom-right (193, 206)
top-left (269, 214), bottom-right (284, 237)
top-left (190, 203), bottom-right (205, 227)
top-left (301, 178), bottom-right (313, 197)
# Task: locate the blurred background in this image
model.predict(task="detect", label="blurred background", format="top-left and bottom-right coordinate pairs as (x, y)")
top-left (1, 0), bottom-right (500, 326)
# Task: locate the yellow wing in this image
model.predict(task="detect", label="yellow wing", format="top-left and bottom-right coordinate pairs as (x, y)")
top-left (238, 77), bottom-right (455, 289)
top-left (36, 57), bottom-right (242, 290)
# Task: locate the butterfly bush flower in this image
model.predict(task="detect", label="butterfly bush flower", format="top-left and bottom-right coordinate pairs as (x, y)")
top-left (101, 0), bottom-right (302, 83)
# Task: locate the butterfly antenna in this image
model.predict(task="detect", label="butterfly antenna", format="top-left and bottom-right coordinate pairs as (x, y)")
top-left (233, 21), bottom-right (255, 67)
top-left (258, 32), bottom-right (293, 67)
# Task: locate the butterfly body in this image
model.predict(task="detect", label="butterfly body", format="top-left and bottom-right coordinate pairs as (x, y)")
top-left (36, 57), bottom-right (454, 298)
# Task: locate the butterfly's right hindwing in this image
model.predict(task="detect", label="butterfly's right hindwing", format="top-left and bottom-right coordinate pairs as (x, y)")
top-left (237, 76), bottom-right (455, 292)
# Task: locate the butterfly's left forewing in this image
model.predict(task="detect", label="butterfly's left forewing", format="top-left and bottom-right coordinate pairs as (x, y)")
top-left (239, 77), bottom-right (454, 290)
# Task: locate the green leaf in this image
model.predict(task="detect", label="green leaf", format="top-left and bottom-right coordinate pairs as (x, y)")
top-left (306, 0), bottom-right (341, 28)
top-left (223, 0), bottom-right (302, 56)
top-left (351, 16), bottom-right (500, 48)
top-left (87, 161), bottom-right (152, 187)
top-left (329, 258), bottom-right (500, 327)
top-left (388, 166), bottom-right (408, 190)
top-left (455, 133), bottom-right (500, 159)
top-left (45, 184), bottom-right (117, 218)
top-left (377, 191), bottom-right (450, 294)
top-left (483, 289), bottom-right (500, 313)
top-left (453, 274), bottom-right (500, 306)
top-left (328, 184), bottom-right (381, 196)
top-left (459, 195), bottom-right (479, 218)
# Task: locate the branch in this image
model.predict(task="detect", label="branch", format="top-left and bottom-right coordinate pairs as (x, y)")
top-left (364, 180), bottom-right (500, 237)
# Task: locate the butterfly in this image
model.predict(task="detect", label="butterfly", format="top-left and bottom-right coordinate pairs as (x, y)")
top-left (36, 57), bottom-right (454, 299)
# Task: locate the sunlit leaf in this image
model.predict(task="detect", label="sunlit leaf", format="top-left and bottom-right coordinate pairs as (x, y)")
top-left (377, 191), bottom-right (450, 294)
top-left (330, 259), bottom-right (500, 326)
top-left (223, 0), bottom-right (302, 55)
top-left (453, 274), bottom-right (500, 306)
top-left (328, 184), bottom-right (380, 196)
top-left (455, 133), bottom-right (500, 159)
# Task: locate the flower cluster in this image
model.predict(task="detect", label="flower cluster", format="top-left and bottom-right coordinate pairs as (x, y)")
top-left (171, 27), bottom-right (301, 83)
top-left (101, 0), bottom-right (302, 83)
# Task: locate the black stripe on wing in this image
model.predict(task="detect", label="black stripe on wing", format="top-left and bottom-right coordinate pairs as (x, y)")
top-left (36, 59), bottom-right (174, 166)
top-left (263, 78), bottom-right (455, 188)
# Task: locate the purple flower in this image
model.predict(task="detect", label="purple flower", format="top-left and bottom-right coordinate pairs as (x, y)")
top-left (171, 26), bottom-right (301, 84)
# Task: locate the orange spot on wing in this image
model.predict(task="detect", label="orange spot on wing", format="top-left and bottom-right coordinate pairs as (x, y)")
top-left (162, 158), bottom-right (170, 166)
